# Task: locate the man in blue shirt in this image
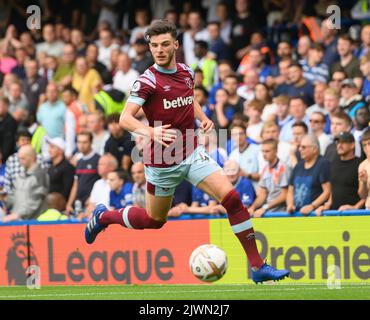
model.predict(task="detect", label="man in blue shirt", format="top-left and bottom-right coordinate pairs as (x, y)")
top-left (286, 63), bottom-right (314, 106)
top-left (287, 135), bottom-right (331, 215)
top-left (107, 169), bottom-right (133, 209)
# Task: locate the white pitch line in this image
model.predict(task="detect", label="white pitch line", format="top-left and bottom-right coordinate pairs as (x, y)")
top-left (1, 286), bottom-right (370, 299)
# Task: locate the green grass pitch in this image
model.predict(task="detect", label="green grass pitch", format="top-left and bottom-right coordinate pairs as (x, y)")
top-left (0, 283), bottom-right (369, 300)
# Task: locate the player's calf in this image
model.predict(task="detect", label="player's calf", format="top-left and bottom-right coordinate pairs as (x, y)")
top-left (99, 206), bottom-right (166, 230)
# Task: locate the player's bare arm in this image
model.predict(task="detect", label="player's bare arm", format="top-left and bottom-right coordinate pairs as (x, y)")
top-left (193, 99), bottom-right (214, 133)
top-left (120, 102), bottom-right (177, 147)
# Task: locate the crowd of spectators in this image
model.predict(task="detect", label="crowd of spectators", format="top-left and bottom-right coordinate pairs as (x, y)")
top-left (1, 0), bottom-right (370, 221)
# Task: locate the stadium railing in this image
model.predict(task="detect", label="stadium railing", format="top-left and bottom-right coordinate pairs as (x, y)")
top-left (0, 210), bottom-right (370, 226)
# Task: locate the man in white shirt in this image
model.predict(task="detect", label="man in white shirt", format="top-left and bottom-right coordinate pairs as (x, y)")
top-left (309, 111), bottom-right (332, 155)
top-left (36, 24), bottom-right (64, 57)
top-left (113, 53), bottom-right (139, 97)
top-left (97, 29), bottom-right (120, 70)
top-left (87, 112), bottom-right (110, 155)
top-left (229, 123), bottom-right (260, 187)
top-left (86, 153), bottom-right (118, 214)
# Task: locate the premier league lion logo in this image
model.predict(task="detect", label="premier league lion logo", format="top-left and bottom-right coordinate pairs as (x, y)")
top-left (6, 232), bottom-right (38, 285)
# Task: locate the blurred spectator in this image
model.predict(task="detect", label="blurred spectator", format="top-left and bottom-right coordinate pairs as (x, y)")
top-left (8, 81), bottom-right (29, 122)
top-left (86, 43), bottom-right (110, 81)
top-left (274, 95), bottom-right (292, 131)
top-left (97, 29), bottom-right (120, 70)
top-left (285, 63), bottom-right (314, 106)
top-left (329, 70), bottom-right (347, 92)
top-left (66, 132), bottom-right (100, 214)
top-left (309, 111), bottom-right (331, 155)
top-left (224, 159), bottom-right (255, 207)
top-left (85, 153), bottom-right (118, 214)
top-left (258, 121), bottom-right (291, 170)
top-left (358, 129), bottom-right (370, 209)
top-left (108, 169), bottom-right (133, 209)
top-left (306, 82), bottom-right (328, 117)
top-left (131, 162), bottom-right (146, 208)
top-left (113, 53), bottom-right (139, 97)
top-left (11, 47), bottom-right (27, 80)
top-left (37, 193), bottom-right (68, 221)
top-left (88, 111), bottom-right (110, 155)
top-left (47, 137), bottom-right (75, 202)
top-left (271, 58), bottom-right (293, 96)
top-left (36, 24), bottom-right (64, 57)
top-left (316, 132), bottom-right (363, 215)
top-left (244, 99), bottom-right (264, 143)
top-left (3, 145), bottom-right (48, 222)
top-left (360, 53), bottom-right (370, 100)
top-left (206, 21), bottom-right (230, 61)
top-left (332, 34), bottom-right (363, 89)
top-left (4, 129), bottom-right (46, 194)
top-left (280, 96), bottom-right (309, 142)
top-left (231, 0), bottom-right (260, 63)
top-left (72, 56), bottom-right (103, 112)
top-left (229, 123), bottom-right (260, 185)
top-left (340, 78), bottom-right (366, 119)
top-left (287, 135), bottom-right (331, 215)
top-left (238, 47), bottom-right (271, 82)
top-left (208, 60), bottom-right (233, 106)
top-left (0, 97), bottom-right (17, 162)
top-left (61, 86), bottom-right (87, 158)
top-left (129, 8), bottom-right (150, 45)
top-left (104, 113), bottom-right (135, 170)
top-left (215, 1), bottom-right (232, 45)
top-left (181, 10), bottom-right (208, 66)
top-left (223, 74), bottom-right (244, 113)
top-left (289, 121), bottom-right (309, 168)
top-left (301, 43), bottom-right (329, 84)
top-left (71, 29), bottom-right (87, 56)
top-left (324, 111), bottom-right (357, 162)
top-left (321, 18), bottom-right (339, 66)
top-left (250, 139), bottom-right (289, 217)
top-left (169, 180), bottom-right (194, 216)
top-left (194, 85), bottom-right (212, 121)
top-left (53, 43), bottom-right (76, 90)
top-left (236, 69), bottom-right (259, 102)
top-left (37, 82), bottom-right (66, 138)
top-left (213, 88), bottom-right (232, 129)
top-left (323, 88), bottom-right (340, 134)
top-left (200, 129), bottom-right (228, 168)
top-left (22, 59), bottom-right (48, 116)
top-left (297, 36), bottom-right (311, 63)
top-left (352, 107), bottom-right (370, 151)
top-left (191, 40), bottom-right (217, 90)
top-left (131, 38), bottom-right (153, 74)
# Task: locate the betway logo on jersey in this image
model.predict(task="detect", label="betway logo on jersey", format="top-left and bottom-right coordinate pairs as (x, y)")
top-left (163, 96), bottom-right (194, 109)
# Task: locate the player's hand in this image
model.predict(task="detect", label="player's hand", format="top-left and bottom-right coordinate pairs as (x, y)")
top-left (152, 124), bottom-right (177, 147)
top-left (199, 118), bottom-right (214, 133)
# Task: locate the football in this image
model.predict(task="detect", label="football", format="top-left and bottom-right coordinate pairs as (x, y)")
top-left (189, 244), bottom-right (228, 282)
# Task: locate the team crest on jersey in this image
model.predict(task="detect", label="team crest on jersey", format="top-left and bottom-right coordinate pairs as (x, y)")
top-left (184, 77), bottom-right (192, 89)
top-left (132, 81), bottom-right (141, 93)
top-left (163, 85), bottom-right (171, 92)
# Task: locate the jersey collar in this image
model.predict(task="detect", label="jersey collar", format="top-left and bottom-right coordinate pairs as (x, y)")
top-left (153, 63), bottom-right (177, 74)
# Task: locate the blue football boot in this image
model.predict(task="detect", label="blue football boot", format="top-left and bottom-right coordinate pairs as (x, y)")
top-left (85, 204), bottom-right (108, 244)
top-left (251, 262), bottom-right (290, 284)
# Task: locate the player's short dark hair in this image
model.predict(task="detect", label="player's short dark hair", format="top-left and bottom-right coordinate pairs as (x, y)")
top-left (145, 19), bottom-right (177, 40)
top-left (16, 129), bottom-right (32, 141)
top-left (292, 121), bottom-right (308, 133)
top-left (106, 113), bottom-right (121, 124)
